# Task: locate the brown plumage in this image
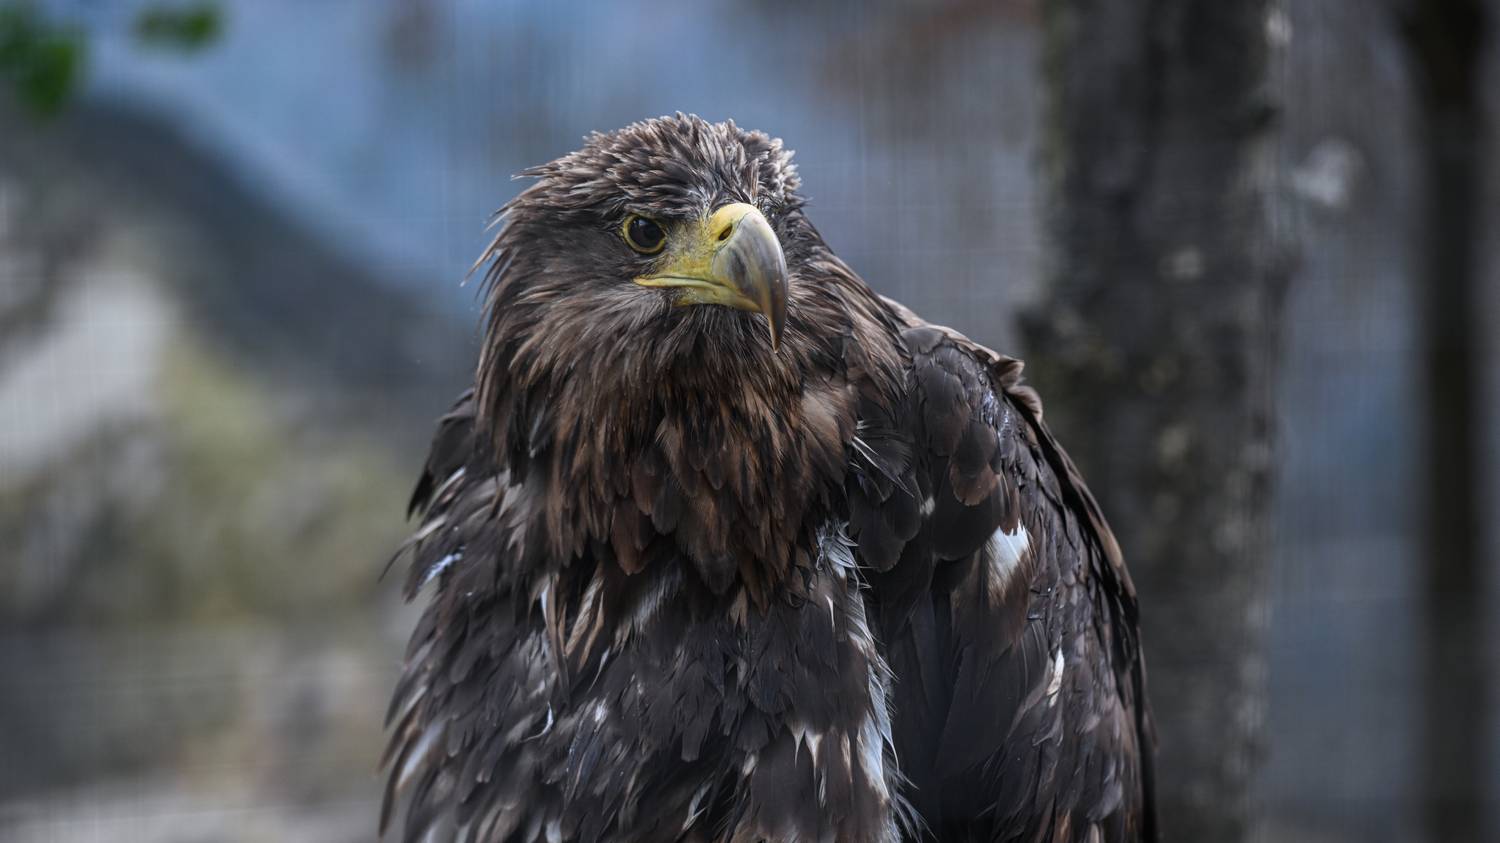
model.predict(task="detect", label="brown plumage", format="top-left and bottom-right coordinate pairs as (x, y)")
top-left (384, 114), bottom-right (1156, 842)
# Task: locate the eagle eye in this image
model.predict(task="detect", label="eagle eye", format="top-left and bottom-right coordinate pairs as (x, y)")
top-left (622, 215), bottom-right (666, 254)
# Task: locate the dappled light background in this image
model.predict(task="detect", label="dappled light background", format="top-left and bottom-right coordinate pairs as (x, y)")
top-left (0, 2), bottom-right (1495, 842)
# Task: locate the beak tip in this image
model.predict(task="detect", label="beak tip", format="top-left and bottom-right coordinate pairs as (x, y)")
top-left (764, 289), bottom-right (786, 353)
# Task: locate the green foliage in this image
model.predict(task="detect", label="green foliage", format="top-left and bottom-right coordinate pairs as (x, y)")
top-left (0, 0), bottom-right (222, 117)
top-left (0, 2), bottom-right (83, 116)
top-left (134, 1), bottom-right (222, 52)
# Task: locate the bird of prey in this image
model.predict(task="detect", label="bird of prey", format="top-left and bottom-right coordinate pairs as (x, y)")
top-left (384, 114), bottom-right (1156, 843)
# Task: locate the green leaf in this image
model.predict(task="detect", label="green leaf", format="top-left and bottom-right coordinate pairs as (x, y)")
top-left (134, 1), bottom-right (222, 51)
top-left (0, 3), bottom-right (84, 116)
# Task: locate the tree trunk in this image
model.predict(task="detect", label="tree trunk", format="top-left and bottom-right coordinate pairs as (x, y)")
top-left (1396, 2), bottom-right (1492, 841)
top-left (1026, 2), bottom-right (1284, 840)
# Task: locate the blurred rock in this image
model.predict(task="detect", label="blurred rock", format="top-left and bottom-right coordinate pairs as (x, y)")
top-left (0, 97), bottom-right (461, 835)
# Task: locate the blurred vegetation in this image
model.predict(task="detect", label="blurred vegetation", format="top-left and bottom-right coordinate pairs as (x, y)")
top-left (0, 322), bottom-right (413, 628)
top-left (143, 336), bottom-right (409, 622)
top-left (134, 1), bottom-right (222, 52)
top-left (0, 3), bottom-right (82, 115)
top-left (0, 0), bottom-right (220, 117)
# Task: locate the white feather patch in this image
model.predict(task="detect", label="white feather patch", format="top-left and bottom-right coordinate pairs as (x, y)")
top-left (857, 711), bottom-right (888, 800)
top-left (1046, 648), bottom-right (1065, 703)
top-left (791, 721), bottom-right (825, 760)
top-left (988, 524), bottom-right (1031, 594)
top-left (683, 782), bottom-right (713, 832)
top-left (816, 520), bottom-right (857, 573)
top-left (417, 551), bottom-right (461, 589)
top-left (397, 724), bottom-right (442, 794)
top-left (630, 563), bottom-right (683, 633)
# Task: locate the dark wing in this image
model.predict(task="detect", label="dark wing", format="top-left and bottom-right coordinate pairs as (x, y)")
top-left (852, 322), bottom-right (1157, 843)
top-left (382, 389), bottom-right (536, 841)
top-left (384, 392), bottom-right (692, 843)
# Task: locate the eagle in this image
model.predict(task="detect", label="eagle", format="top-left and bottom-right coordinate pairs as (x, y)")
top-left (383, 115), bottom-right (1156, 843)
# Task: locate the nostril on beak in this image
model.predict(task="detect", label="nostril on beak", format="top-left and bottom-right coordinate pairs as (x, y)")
top-left (715, 222), bottom-right (734, 242)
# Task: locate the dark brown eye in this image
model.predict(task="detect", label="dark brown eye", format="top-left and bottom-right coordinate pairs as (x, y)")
top-left (622, 215), bottom-right (666, 254)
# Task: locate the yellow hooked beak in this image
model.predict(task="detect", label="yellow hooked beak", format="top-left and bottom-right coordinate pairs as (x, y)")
top-left (634, 202), bottom-right (788, 350)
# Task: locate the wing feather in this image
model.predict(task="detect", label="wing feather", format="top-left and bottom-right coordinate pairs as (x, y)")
top-left (857, 316), bottom-right (1157, 842)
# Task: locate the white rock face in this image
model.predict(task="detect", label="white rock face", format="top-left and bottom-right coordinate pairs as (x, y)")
top-left (0, 267), bottom-right (171, 480)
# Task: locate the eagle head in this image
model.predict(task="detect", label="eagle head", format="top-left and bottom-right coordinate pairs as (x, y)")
top-left (470, 114), bottom-right (866, 577)
top-left (477, 113), bottom-right (809, 368)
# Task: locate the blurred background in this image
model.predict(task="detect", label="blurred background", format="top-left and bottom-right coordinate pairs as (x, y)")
top-left (0, 1), bottom-right (1494, 841)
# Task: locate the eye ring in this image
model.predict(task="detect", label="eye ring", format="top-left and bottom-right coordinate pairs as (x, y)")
top-left (622, 214), bottom-right (667, 254)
